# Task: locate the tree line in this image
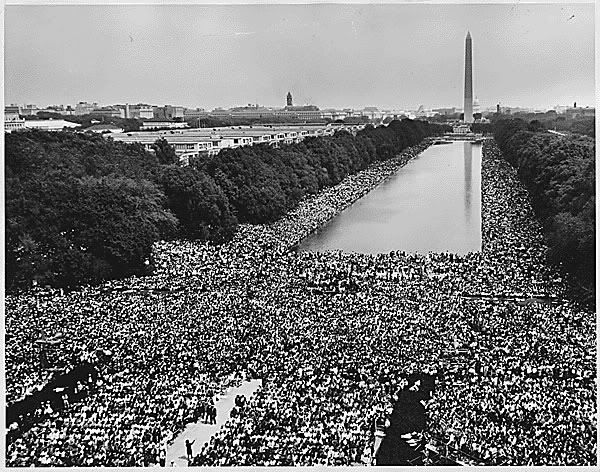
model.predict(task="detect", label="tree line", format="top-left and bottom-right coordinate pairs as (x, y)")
top-left (6, 120), bottom-right (448, 291)
top-left (486, 111), bottom-right (594, 138)
top-left (493, 119), bottom-right (595, 295)
top-left (197, 119), bottom-right (448, 223)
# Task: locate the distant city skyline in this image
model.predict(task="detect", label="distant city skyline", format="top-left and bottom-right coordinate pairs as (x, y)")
top-left (5, 3), bottom-right (595, 111)
top-left (7, 98), bottom-right (586, 115)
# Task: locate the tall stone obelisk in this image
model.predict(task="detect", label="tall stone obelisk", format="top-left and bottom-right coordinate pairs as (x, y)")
top-left (463, 31), bottom-right (473, 123)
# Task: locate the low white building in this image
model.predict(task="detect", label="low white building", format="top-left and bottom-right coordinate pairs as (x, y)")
top-left (109, 123), bottom-right (359, 163)
top-left (23, 119), bottom-right (80, 131)
top-left (84, 124), bottom-right (124, 134)
top-left (5, 117), bottom-right (26, 133)
top-left (452, 124), bottom-right (472, 134)
top-left (140, 121), bottom-right (189, 130)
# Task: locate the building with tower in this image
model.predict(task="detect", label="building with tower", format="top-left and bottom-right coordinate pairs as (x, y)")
top-left (463, 32), bottom-right (473, 123)
top-left (283, 91), bottom-right (320, 120)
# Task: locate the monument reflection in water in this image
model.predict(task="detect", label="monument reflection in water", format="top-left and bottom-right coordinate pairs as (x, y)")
top-left (298, 141), bottom-right (482, 254)
top-left (464, 141), bottom-right (473, 223)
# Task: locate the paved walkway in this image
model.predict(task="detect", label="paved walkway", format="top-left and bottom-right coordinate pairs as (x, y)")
top-left (373, 431), bottom-right (385, 464)
top-left (166, 379), bottom-right (262, 467)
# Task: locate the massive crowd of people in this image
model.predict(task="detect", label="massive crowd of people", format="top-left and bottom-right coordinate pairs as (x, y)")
top-left (5, 140), bottom-right (596, 466)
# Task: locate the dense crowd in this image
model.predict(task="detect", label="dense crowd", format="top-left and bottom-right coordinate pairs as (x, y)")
top-left (425, 143), bottom-right (595, 465)
top-left (5, 140), bottom-right (596, 466)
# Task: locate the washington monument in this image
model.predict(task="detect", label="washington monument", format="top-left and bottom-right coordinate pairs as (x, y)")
top-left (463, 31), bottom-right (473, 123)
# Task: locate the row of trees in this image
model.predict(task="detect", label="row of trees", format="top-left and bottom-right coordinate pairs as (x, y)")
top-left (5, 132), bottom-right (232, 290)
top-left (494, 119), bottom-right (595, 292)
top-left (5, 120), bottom-right (447, 291)
top-left (197, 119), bottom-right (448, 223)
top-left (501, 111), bottom-right (595, 138)
top-left (486, 111), bottom-right (594, 138)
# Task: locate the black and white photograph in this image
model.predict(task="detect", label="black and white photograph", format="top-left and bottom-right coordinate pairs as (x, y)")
top-left (2, 0), bottom-right (597, 468)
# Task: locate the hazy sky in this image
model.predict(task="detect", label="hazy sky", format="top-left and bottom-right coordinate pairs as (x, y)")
top-left (4, 3), bottom-right (595, 110)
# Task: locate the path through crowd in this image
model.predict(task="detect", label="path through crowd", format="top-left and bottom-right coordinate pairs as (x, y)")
top-left (166, 379), bottom-right (263, 466)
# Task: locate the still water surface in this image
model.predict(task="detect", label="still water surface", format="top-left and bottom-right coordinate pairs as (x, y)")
top-left (298, 141), bottom-right (481, 254)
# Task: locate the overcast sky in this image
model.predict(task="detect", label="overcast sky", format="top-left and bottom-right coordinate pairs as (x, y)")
top-left (4, 3), bottom-right (595, 110)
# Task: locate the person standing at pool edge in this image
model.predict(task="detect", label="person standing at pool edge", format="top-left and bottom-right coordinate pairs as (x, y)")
top-left (185, 439), bottom-right (195, 462)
